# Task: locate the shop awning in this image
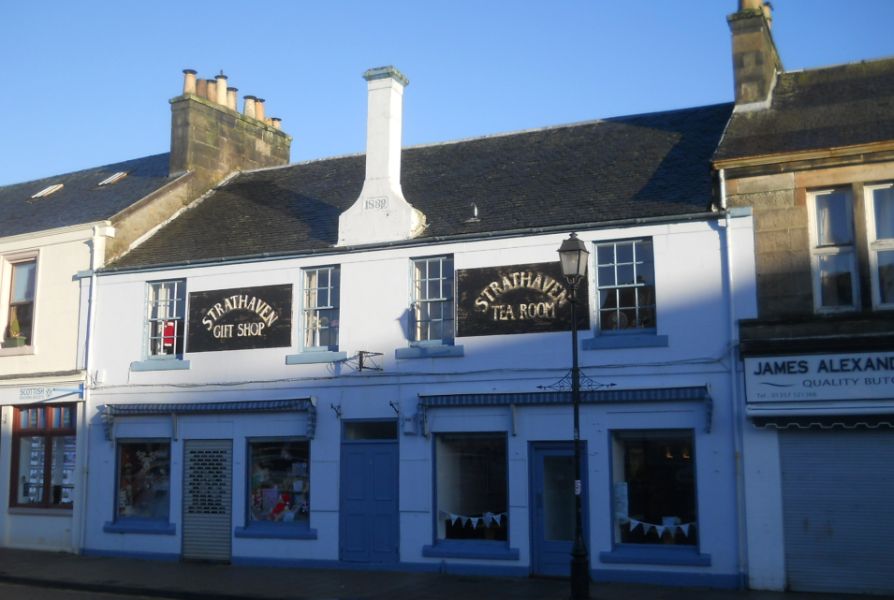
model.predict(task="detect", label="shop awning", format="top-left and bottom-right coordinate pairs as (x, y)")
top-left (100, 398), bottom-right (316, 440)
top-left (417, 386), bottom-right (713, 434)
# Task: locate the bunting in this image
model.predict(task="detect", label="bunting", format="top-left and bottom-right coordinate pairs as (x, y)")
top-left (441, 510), bottom-right (508, 528)
top-left (624, 518), bottom-right (696, 538)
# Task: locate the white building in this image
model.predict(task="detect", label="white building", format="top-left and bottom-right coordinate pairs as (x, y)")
top-left (0, 70), bottom-right (290, 552)
top-left (82, 66), bottom-right (756, 588)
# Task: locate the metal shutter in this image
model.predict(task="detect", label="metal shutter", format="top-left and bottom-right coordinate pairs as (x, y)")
top-left (182, 439), bottom-right (233, 562)
top-left (780, 429), bottom-right (894, 595)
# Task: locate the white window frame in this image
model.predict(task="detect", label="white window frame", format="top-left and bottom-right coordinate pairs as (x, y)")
top-left (1, 250), bottom-right (39, 353)
top-left (145, 279), bottom-right (186, 359)
top-left (301, 265), bottom-right (340, 352)
top-left (594, 238), bottom-right (656, 333)
top-left (806, 188), bottom-right (860, 313)
top-left (865, 182), bottom-right (894, 310)
top-left (411, 255), bottom-right (454, 345)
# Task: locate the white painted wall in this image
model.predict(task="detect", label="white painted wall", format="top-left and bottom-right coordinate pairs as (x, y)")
top-left (84, 217), bottom-right (755, 584)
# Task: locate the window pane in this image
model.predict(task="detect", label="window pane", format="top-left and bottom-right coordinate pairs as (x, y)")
top-left (6, 303), bottom-right (33, 345)
top-left (878, 250), bottom-right (894, 305)
top-left (20, 408), bottom-right (44, 429)
top-left (596, 245), bottom-right (615, 266)
top-left (543, 455), bottom-right (575, 541)
top-left (435, 434), bottom-right (507, 541)
top-left (596, 240), bottom-right (655, 332)
top-left (412, 257), bottom-right (454, 342)
top-left (874, 187), bottom-right (894, 240)
top-left (249, 440), bottom-right (309, 525)
top-left (613, 430), bottom-right (696, 546)
top-left (50, 436), bottom-right (76, 506)
top-left (815, 191), bottom-right (853, 246)
top-left (11, 261), bottom-right (36, 303)
top-left (117, 442), bottom-right (171, 519)
top-left (818, 253), bottom-right (855, 307)
top-left (18, 436), bottom-right (45, 504)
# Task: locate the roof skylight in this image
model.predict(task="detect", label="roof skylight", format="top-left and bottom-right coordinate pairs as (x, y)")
top-left (30, 183), bottom-right (64, 199)
top-left (98, 171), bottom-right (128, 186)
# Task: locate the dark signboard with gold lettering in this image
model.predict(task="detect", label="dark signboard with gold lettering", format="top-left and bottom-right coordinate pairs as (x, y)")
top-left (187, 284), bottom-right (292, 352)
top-left (457, 262), bottom-right (589, 337)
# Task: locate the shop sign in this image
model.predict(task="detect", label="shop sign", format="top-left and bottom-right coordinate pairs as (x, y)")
top-left (18, 387), bottom-right (55, 401)
top-left (456, 262), bottom-right (589, 337)
top-left (187, 284), bottom-right (292, 352)
top-left (745, 351), bottom-right (894, 403)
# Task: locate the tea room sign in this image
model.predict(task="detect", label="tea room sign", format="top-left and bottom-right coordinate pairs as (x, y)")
top-left (456, 262), bottom-right (589, 337)
top-left (187, 284), bottom-right (292, 352)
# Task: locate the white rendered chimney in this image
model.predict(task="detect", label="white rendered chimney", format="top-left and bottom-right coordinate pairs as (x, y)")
top-left (337, 66), bottom-right (426, 246)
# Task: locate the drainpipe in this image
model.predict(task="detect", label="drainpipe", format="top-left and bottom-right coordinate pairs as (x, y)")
top-left (720, 168), bottom-right (749, 587)
top-left (76, 224), bottom-right (105, 553)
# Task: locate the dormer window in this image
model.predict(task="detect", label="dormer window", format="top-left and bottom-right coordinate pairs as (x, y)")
top-left (30, 184), bottom-right (63, 199)
top-left (98, 172), bottom-right (128, 186)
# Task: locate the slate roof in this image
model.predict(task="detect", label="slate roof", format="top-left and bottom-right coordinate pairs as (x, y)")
top-left (111, 102), bottom-right (733, 270)
top-left (715, 57), bottom-right (894, 162)
top-left (0, 154), bottom-right (175, 238)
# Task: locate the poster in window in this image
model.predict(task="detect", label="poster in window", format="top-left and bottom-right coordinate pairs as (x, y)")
top-left (187, 284), bottom-right (292, 352)
top-left (457, 262), bottom-right (589, 337)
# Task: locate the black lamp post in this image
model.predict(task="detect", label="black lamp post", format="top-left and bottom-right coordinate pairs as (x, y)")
top-left (557, 232), bottom-right (590, 600)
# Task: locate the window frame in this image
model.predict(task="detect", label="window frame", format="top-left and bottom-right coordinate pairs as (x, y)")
top-left (144, 279), bottom-right (186, 360)
top-left (410, 255), bottom-right (455, 345)
top-left (594, 238), bottom-right (657, 334)
top-left (10, 403), bottom-right (77, 509)
top-left (865, 182), bottom-right (894, 310)
top-left (806, 188), bottom-right (860, 313)
top-left (609, 428), bottom-right (698, 549)
top-left (300, 265), bottom-right (340, 352)
top-left (239, 437), bottom-right (314, 538)
top-left (432, 431), bottom-right (509, 546)
top-left (2, 253), bottom-right (38, 350)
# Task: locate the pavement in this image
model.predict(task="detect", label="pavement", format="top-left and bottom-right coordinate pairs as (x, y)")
top-left (0, 548), bottom-right (883, 600)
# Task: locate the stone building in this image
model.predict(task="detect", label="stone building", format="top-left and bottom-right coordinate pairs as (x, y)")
top-left (715, 1), bottom-right (894, 595)
top-left (0, 70), bottom-right (290, 552)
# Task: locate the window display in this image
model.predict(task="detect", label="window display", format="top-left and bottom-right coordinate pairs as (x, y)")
top-left (435, 433), bottom-right (507, 541)
top-left (611, 430), bottom-right (696, 545)
top-left (13, 404), bottom-right (76, 508)
top-left (248, 440), bottom-right (309, 525)
top-left (116, 441), bottom-right (171, 520)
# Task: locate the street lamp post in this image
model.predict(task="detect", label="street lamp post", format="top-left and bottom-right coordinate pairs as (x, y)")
top-left (558, 232), bottom-right (590, 600)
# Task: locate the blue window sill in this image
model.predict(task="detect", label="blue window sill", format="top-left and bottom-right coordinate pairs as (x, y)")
top-left (599, 544), bottom-right (710, 566)
top-left (103, 519), bottom-right (176, 535)
top-left (583, 334), bottom-right (668, 350)
top-left (396, 344), bottom-right (464, 359)
top-left (234, 522), bottom-right (317, 540)
top-left (422, 540), bottom-right (519, 560)
top-left (130, 359), bottom-right (191, 372)
top-left (285, 351), bottom-right (347, 365)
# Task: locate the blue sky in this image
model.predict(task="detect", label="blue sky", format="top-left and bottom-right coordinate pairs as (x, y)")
top-left (1, 0), bottom-right (893, 185)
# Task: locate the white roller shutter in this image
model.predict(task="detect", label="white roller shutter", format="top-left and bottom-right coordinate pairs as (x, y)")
top-left (182, 439), bottom-right (233, 562)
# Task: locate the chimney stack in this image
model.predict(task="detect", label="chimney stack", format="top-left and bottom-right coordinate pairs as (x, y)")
top-left (337, 66), bottom-right (426, 246)
top-left (728, 0), bottom-right (781, 107)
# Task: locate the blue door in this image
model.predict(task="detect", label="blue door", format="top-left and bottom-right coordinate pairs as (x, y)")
top-left (530, 442), bottom-right (587, 576)
top-left (339, 422), bottom-right (399, 563)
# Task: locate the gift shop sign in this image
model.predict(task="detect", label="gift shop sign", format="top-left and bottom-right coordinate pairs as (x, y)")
top-left (745, 352), bottom-right (894, 403)
top-left (187, 284), bottom-right (292, 352)
top-left (456, 262), bottom-right (589, 337)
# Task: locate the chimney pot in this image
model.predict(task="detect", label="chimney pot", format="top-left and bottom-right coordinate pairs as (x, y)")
top-left (227, 87), bottom-right (238, 111)
top-left (271, 117), bottom-right (282, 130)
top-left (243, 95), bottom-right (257, 119)
top-left (205, 79), bottom-right (217, 101)
top-left (255, 98), bottom-right (266, 121)
top-left (182, 69), bottom-right (197, 95)
top-left (214, 72), bottom-right (228, 106)
top-left (196, 78), bottom-right (208, 99)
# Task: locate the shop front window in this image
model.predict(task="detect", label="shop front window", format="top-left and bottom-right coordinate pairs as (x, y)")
top-left (12, 405), bottom-right (76, 508)
top-left (611, 430), bottom-right (697, 546)
top-left (248, 440), bottom-right (309, 526)
top-left (435, 433), bottom-right (507, 541)
top-left (116, 441), bottom-right (171, 520)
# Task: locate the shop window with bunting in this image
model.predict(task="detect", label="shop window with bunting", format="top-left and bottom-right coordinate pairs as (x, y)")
top-left (611, 430), bottom-right (697, 546)
top-left (434, 433), bottom-right (508, 542)
top-left (11, 405), bottom-right (76, 508)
